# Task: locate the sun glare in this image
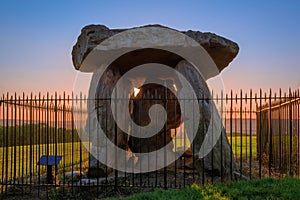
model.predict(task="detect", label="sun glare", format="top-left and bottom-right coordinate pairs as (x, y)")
top-left (133, 87), bottom-right (140, 97)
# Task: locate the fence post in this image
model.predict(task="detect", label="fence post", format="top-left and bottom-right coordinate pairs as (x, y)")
top-left (289, 89), bottom-right (293, 175)
top-left (249, 89), bottom-right (252, 179)
top-left (268, 89), bottom-right (272, 177)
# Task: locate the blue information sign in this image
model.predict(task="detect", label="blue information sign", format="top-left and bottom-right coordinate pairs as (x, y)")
top-left (37, 155), bottom-right (62, 166)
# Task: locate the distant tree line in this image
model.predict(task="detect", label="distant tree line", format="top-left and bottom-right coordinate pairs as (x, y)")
top-left (0, 123), bottom-right (84, 147)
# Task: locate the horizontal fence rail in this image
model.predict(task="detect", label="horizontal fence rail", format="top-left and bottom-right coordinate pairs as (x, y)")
top-left (0, 90), bottom-right (299, 198)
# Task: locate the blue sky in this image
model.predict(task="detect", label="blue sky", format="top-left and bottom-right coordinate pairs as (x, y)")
top-left (0, 0), bottom-right (299, 95)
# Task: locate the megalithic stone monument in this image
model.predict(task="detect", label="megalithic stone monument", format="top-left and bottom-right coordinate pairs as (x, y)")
top-left (71, 24), bottom-right (239, 180)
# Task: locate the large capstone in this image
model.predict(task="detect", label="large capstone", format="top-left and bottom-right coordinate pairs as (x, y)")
top-left (72, 24), bottom-right (239, 75)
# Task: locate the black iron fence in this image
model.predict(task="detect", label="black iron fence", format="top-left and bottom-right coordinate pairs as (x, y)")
top-left (257, 90), bottom-right (300, 176)
top-left (0, 90), bottom-right (299, 198)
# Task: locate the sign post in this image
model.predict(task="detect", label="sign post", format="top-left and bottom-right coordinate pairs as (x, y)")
top-left (37, 155), bottom-right (62, 184)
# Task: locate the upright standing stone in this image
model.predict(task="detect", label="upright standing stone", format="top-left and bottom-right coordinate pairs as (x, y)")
top-left (176, 60), bottom-right (236, 180)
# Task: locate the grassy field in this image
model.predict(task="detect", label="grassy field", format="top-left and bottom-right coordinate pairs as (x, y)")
top-left (0, 135), bottom-right (257, 183)
top-left (108, 178), bottom-right (300, 200)
top-left (229, 135), bottom-right (257, 158)
top-left (0, 142), bottom-right (89, 182)
top-left (174, 135), bottom-right (257, 158)
top-left (2, 135), bottom-right (299, 199)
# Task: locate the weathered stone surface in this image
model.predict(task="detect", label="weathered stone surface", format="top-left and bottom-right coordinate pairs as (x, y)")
top-left (128, 83), bottom-right (181, 153)
top-left (71, 24), bottom-right (239, 74)
top-left (183, 30), bottom-right (239, 71)
top-left (175, 60), bottom-right (236, 180)
top-left (64, 171), bottom-right (83, 183)
top-left (87, 65), bottom-right (130, 178)
top-left (87, 154), bottom-right (113, 178)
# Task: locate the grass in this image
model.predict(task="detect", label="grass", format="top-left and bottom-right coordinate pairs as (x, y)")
top-left (0, 142), bottom-right (89, 181)
top-left (229, 135), bottom-right (257, 158)
top-left (108, 177), bottom-right (300, 200)
top-left (0, 134), bottom-right (258, 182)
top-left (174, 135), bottom-right (257, 158)
top-left (0, 134), bottom-right (256, 184)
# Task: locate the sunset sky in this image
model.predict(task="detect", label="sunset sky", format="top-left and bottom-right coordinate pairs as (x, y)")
top-left (0, 0), bottom-right (299, 96)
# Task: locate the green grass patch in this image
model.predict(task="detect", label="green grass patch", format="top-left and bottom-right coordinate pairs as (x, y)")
top-left (0, 142), bottom-right (89, 181)
top-left (174, 135), bottom-right (257, 159)
top-left (109, 178), bottom-right (300, 200)
top-left (229, 136), bottom-right (257, 158)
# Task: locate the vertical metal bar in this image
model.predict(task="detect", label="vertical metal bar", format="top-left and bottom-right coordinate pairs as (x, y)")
top-left (211, 90), bottom-right (214, 183)
top-left (274, 93), bottom-right (278, 172)
top-left (105, 95), bottom-right (109, 188)
top-left (269, 89), bottom-right (272, 177)
top-left (183, 94), bottom-right (186, 188)
top-left (279, 89), bottom-right (282, 176)
top-left (49, 95), bottom-right (53, 185)
top-left (174, 95), bottom-right (177, 188)
top-left (283, 92), bottom-right (287, 173)
top-left (289, 89), bottom-right (293, 175)
top-left (0, 96), bottom-right (2, 191)
top-left (13, 93), bottom-right (17, 184)
top-left (192, 94), bottom-right (196, 183)
top-left (230, 90), bottom-right (233, 180)
top-left (259, 89), bottom-right (262, 178)
top-left (37, 93), bottom-right (41, 195)
top-left (114, 90), bottom-right (118, 190)
top-left (34, 95), bottom-right (37, 184)
top-left (5, 93), bottom-right (9, 192)
top-left (297, 89), bottom-right (300, 177)
top-left (42, 94), bottom-right (46, 180)
top-left (96, 94), bottom-right (100, 189)
top-left (18, 95), bottom-right (21, 186)
top-left (10, 95), bottom-right (13, 181)
top-left (154, 90), bottom-right (158, 188)
top-left (163, 82), bottom-right (167, 189)
top-left (147, 95), bottom-right (151, 187)
top-left (224, 93), bottom-right (228, 181)
top-left (245, 107), bottom-right (247, 161)
top-left (23, 94), bottom-right (26, 184)
top-left (93, 93), bottom-right (99, 188)
top-left (5, 93), bottom-right (9, 189)
top-left (235, 107), bottom-right (237, 163)
top-left (1, 94), bottom-right (6, 193)
top-left (87, 94), bottom-right (91, 188)
top-left (249, 90), bottom-right (252, 179)
top-left (85, 94), bottom-right (90, 186)
top-left (54, 92), bottom-right (58, 184)
top-left (29, 93), bottom-right (33, 187)
top-left (124, 91), bottom-right (129, 186)
top-left (220, 91), bottom-right (223, 182)
top-left (79, 93), bottom-right (83, 186)
top-left (240, 90), bottom-right (243, 179)
top-left (279, 95), bottom-right (281, 172)
top-left (22, 93), bottom-right (25, 185)
top-left (63, 92), bottom-right (66, 186)
top-left (46, 92), bottom-right (49, 185)
top-left (155, 96), bottom-right (159, 188)
top-left (139, 95), bottom-right (142, 186)
top-left (34, 95), bottom-right (37, 186)
top-left (71, 93), bottom-right (75, 191)
top-left (209, 91), bottom-right (214, 183)
top-left (201, 92), bottom-right (205, 185)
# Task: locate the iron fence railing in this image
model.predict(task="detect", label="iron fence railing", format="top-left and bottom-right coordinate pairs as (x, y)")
top-left (257, 90), bottom-right (300, 176)
top-left (0, 90), bottom-right (299, 198)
